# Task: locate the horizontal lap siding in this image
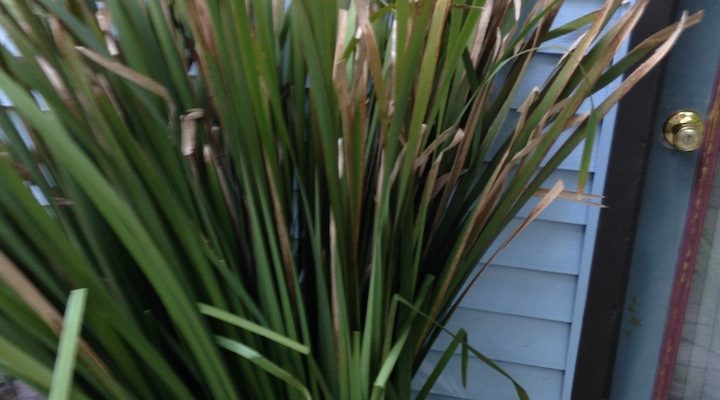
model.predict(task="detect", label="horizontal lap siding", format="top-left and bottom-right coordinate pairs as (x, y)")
top-left (432, 309), bottom-right (571, 370)
top-left (415, 197), bottom-right (589, 398)
top-left (485, 219), bottom-right (585, 274)
top-left (417, 354), bottom-right (565, 400)
top-left (462, 265), bottom-right (577, 322)
top-left (418, 0), bottom-right (631, 398)
top-left (516, 170), bottom-right (593, 225)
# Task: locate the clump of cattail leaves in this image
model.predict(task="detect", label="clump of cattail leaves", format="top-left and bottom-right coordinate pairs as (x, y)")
top-left (0, 0), bottom-right (699, 399)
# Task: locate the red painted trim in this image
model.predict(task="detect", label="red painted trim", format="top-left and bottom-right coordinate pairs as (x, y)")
top-left (652, 67), bottom-right (720, 399)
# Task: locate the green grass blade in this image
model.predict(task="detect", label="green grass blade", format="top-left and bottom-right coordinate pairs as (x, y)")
top-left (577, 111), bottom-right (599, 192)
top-left (216, 335), bottom-right (311, 400)
top-left (199, 303), bottom-right (309, 354)
top-left (415, 329), bottom-right (466, 399)
top-left (48, 289), bottom-right (88, 400)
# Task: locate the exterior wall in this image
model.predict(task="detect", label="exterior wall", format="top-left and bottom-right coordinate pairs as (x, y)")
top-left (413, 1), bottom-right (631, 398)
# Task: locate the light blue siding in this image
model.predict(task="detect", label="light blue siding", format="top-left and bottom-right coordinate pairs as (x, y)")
top-left (415, 0), bottom-right (634, 398)
top-left (418, 355), bottom-right (565, 400)
top-left (483, 219), bottom-right (585, 274)
top-left (432, 309), bottom-right (570, 369)
top-left (462, 266), bottom-right (577, 322)
top-left (516, 170), bottom-right (593, 225)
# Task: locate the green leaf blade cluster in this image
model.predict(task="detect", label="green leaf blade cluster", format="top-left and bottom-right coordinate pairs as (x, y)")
top-left (0, 0), bottom-right (698, 398)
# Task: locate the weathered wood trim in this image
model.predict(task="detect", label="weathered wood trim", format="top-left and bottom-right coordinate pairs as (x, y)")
top-left (571, 1), bottom-right (679, 398)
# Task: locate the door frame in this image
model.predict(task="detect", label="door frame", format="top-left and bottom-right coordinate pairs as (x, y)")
top-left (571, 1), bottom-right (677, 398)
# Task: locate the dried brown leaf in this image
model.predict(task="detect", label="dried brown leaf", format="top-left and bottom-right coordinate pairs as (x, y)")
top-left (597, 11), bottom-right (692, 116)
top-left (75, 46), bottom-right (176, 122)
top-left (181, 109), bottom-right (203, 157)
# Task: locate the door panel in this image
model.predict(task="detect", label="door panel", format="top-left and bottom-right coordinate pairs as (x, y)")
top-left (610, 1), bottom-right (720, 399)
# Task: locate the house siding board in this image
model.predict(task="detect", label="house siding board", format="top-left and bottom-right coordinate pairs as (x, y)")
top-left (431, 309), bottom-right (571, 370)
top-left (416, 354), bottom-right (565, 400)
top-left (460, 265), bottom-right (577, 323)
top-left (483, 219), bottom-right (584, 275)
top-left (424, 0), bottom-right (633, 398)
top-left (517, 192), bottom-right (590, 225)
top-left (516, 169), bottom-right (593, 225)
top-left (425, 395), bottom-right (466, 400)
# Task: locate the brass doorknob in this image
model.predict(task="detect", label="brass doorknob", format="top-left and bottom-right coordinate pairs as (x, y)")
top-left (663, 110), bottom-right (704, 152)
